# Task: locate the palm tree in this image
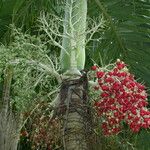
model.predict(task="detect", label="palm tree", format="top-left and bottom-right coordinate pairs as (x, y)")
top-left (0, 0), bottom-right (149, 149)
top-left (58, 1), bottom-right (89, 149)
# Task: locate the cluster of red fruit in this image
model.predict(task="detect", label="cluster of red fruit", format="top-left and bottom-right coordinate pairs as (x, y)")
top-left (30, 112), bottom-right (61, 149)
top-left (91, 60), bottom-right (150, 136)
top-left (20, 102), bottom-right (61, 150)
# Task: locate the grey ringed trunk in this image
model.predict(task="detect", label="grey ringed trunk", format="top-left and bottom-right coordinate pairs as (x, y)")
top-left (59, 73), bottom-right (92, 150)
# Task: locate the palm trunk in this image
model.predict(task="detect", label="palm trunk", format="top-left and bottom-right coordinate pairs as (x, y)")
top-left (59, 0), bottom-right (90, 149)
top-left (60, 0), bottom-right (87, 72)
top-left (0, 66), bottom-right (20, 150)
top-left (0, 112), bottom-right (20, 150)
top-left (59, 74), bottom-right (91, 150)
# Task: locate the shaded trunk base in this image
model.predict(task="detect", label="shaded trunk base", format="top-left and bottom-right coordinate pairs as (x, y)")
top-left (59, 74), bottom-right (92, 150)
top-left (0, 66), bottom-right (20, 150)
top-left (0, 111), bottom-right (20, 150)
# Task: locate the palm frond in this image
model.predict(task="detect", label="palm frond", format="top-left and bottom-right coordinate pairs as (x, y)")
top-left (0, 0), bottom-right (65, 43)
top-left (87, 0), bottom-right (150, 88)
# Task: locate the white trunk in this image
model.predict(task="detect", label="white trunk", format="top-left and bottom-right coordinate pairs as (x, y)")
top-left (60, 0), bottom-right (87, 72)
